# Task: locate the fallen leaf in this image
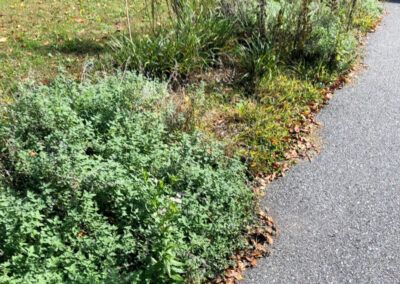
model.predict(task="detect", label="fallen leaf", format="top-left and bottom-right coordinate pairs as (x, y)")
top-left (265, 227), bottom-right (273, 234)
top-left (252, 250), bottom-right (262, 258)
top-left (225, 270), bottom-right (243, 280)
top-left (77, 231), bottom-right (87, 238)
top-left (285, 149), bottom-right (298, 159)
top-left (234, 273), bottom-right (243, 281)
top-left (237, 261), bottom-right (246, 271)
top-left (266, 234), bottom-right (273, 245)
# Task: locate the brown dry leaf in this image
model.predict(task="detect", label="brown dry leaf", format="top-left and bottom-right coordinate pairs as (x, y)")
top-left (226, 270), bottom-right (243, 281)
top-left (251, 259), bottom-right (258, 266)
top-left (298, 142), bottom-right (306, 150)
top-left (225, 269), bottom-right (234, 278)
top-left (256, 227), bottom-right (264, 235)
top-left (265, 227), bottom-right (273, 234)
top-left (225, 278), bottom-right (235, 284)
top-left (252, 250), bottom-right (262, 258)
top-left (284, 149), bottom-right (298, 159)
top-left (266, 234), bottom-right (274, 245)
top-left (29, 151), bottom-right (36, 157)
top-left (233, 272), bottom-right (243, 281)
top-left (258, 210), bottom-right (266, 219)
top-left (237, 261), bottom-right (246, 271)
top-left (266, 220), bottom-right (274, 227)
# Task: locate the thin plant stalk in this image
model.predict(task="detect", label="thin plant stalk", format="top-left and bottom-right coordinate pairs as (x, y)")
top-left (125, 0), bottom-right (133, 41)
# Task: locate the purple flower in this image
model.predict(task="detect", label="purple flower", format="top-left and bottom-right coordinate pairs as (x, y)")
top-left (59, 141), bottom-right (67, 149)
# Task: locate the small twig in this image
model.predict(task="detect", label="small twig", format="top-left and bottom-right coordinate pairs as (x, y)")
top-left (80, 62), bottom-right (88, 82)
top-left (120, 56), bottom-right (131, 87)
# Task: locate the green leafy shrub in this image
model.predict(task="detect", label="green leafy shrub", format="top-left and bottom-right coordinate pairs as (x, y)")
top-left (0, 73), bottom-right (255, 283)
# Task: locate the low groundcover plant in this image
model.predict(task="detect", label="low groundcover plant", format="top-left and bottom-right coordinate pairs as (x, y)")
top-left (0, 73), bottom-right (255, 283)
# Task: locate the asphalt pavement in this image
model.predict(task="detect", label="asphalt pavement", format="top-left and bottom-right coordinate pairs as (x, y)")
top-left (243, 2), bottom-right (400, 283)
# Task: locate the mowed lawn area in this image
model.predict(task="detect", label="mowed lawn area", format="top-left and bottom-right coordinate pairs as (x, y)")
top-left (0, 0), bottom-right (145, 93)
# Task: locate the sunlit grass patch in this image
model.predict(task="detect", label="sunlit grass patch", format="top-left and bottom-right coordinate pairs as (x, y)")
top-left (0, 0), bottom-right (143, 94)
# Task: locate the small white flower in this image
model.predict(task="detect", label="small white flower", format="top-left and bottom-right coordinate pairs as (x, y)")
top-left (170, 197), bottom-right (182, 204)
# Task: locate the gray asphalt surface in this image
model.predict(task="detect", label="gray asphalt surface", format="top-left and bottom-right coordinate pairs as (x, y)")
top-left (243, 2), bottom-right (400, 283)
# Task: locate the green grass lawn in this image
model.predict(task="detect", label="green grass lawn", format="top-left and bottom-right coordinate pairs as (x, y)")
top-left (0, 0), bottom-right (148, 94)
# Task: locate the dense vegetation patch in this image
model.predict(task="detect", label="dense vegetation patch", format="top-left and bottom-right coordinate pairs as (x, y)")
top-left (0, 0), bottom-right (383, 282)
top-left (112, 0), bottom-right (382, 83)
top-left (110, 0), bottom-right (383, 174)
top-left (0, 74), bottom-right (255, 283)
